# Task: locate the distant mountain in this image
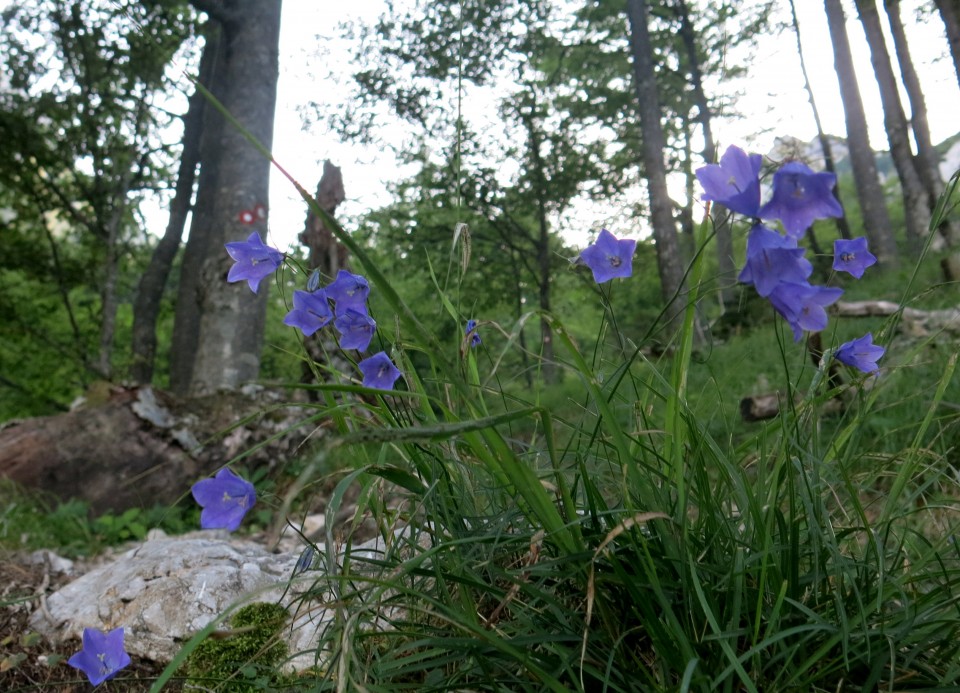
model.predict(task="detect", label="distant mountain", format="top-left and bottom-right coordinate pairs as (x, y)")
top-left (766, 133), bottom-right (960, 181)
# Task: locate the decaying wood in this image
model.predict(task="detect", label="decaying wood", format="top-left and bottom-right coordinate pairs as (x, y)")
top-left (0, 386), bottom-right (317, 515)
top-left (300, 160), bottom-right (347, 278)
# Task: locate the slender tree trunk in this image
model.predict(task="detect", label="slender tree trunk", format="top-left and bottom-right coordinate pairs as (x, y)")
top-left (625, 0), bottom-right (685, 321)
top-left (933, 0), bottom-right (960, 90)
top-left (789, 0), bottom-right (852, 241)
top-left (885, 0), bottom-right (960, 248)
top-left (170, 26), bottom-right (230, 395)
top-left (521, 108), bottom-right (557, 384)
top-left (675, 0), bottom-right (734, 304)
top-left (856, 0), bottom-right (931, 256)
top-left (823, 0), bottom-right (898, 266)
top-left (131, 30), bottom-right (217, 385)
top-left (171, 0), bottom-right (282, 396)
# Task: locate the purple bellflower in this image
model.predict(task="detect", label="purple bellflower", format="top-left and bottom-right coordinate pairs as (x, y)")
top-left (334, 309), bottom-right (377, 351)
top-left (225, 232), bottom-right (283, 293)
top-left (759, 161), bottom-right (843, 239)
top-left (191, 468), bottom-right (256, 532)
top-left (326, 270), bottom-right (371, 315)
top-left (68, 627), bottom-right (131, 686)
top-left (836, 333), bottom-right (884, 373)
top-left (768, 282), bottom-right (844, 342)
top-left (832, 237), bottom-right (877, 279)
top-left (738, 225), bottom-right (813, 297)
top-left (466, 319), bottom-right (481, 347)
top-left (359, 352), bottom-right (402, 390)
top-left (283, 289), bottom-right (333, 337)
top-left (695, 145), bottom-right (763, 217)
top-left (578, 229), bottom-right (636, 283)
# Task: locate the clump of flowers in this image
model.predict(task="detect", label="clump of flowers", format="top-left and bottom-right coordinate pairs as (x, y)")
top-left (695, 144), bottom-right (885, 372)
top-left (68, 626), bottom-right (131, 685)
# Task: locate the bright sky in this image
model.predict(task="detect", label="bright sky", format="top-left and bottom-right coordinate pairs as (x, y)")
top-left (267, 0), bottom-right (959, 250)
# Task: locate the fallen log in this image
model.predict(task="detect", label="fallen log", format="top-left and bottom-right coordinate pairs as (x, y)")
top-left (0, 385), bottom-right (316, 515)
top-left (835, 300), bottom-right (960, 336)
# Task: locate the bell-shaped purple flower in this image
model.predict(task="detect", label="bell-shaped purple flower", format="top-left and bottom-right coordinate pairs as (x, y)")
top-left (769, 282), bottom-right (844, 342)
top-left (283, 289), bottom-right (333, 337)
top-left (758, 161), bottom-right (843, 238)
top-left (225, 232), bottom-right (284, 293)
top-left (68, 627), bottom-right (131, 686)
top-left (326, 270), bottom-right (371, 315)
top-left (578, 229), bottom-right (636, 284)
top-left (466, 319), bottom-right (481, 347)
top-left (832, 237), bottom-right (877, 279)
top-left (334, 309), bottom-right (377, 351)
top-left (191, 468), bottom-right (256, 532)
top-left (695, 145), bottom-right (763, 217)
top-left (358, 351), bottom-right (402, 390)
top-left (739, 224), bottom-right (813, 297)
top-left (835, 333), bottom-right (884, 373)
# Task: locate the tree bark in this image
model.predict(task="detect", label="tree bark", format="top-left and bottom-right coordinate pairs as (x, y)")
top-left (933, 0), bottom-right (960, 90)
top-left (884, 0), bottom-right (960, 248)
top-left (856, 0), bottom-right (931, 256)
top-left (132, 29), bottom-right (218, 385)
top-left (789, 0), bottom-right (852, 241)
top-left (625, 0), bottom-right (686, 322)
top-left (171, 0), bottom-right (283, 396)
top-left (823, 0), bottom-right (898, 267)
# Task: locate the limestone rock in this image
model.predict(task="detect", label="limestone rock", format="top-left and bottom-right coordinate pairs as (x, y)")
top-left (28, 528), bottom-right (405, 671)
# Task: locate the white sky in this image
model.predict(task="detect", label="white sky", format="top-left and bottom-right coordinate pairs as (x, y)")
top-left (266, 0), bottom-right (959, 250)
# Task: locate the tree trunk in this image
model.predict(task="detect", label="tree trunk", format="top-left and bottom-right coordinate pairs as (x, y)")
top-left (885, 0), bottom-right (960, 248)
top-left (171, 0), bottom-right (282, 396)
top-left (625, 0), bottom-right (685, 322)
top-left (823, 0), bottom-right (898, 266)
top-left (675, 0), bottom-right (735, 305)
top-left (298, 161), bottom-right (352, 389)
top-left (933, 0), bottom-right (960, 90)
top-left (789, 0), bottom-right (852, 241)
top-left (856, 0), bottom-right (931, 256)
top-left (521, 108), bottom-right (558, 384)
top-left (131, 30), bottom-right (217, 385)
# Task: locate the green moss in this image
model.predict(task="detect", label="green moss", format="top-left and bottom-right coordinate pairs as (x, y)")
top-left (185, 602), bottom-right (293, 692)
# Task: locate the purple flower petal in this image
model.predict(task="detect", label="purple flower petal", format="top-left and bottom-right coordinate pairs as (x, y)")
top-left (225, 232), bottom-right (283, 293)
top-left (326, 270), bottom-right (371, 315)
top-left (759, 161), bottom-right (843, 238)
top-left (191, 468), bottom-right (256, 532)
top-left (695, 145), bottom-right (763, 217)
top-left (334, 309), bottom-right (377, 351)
top-left (577, 229), bottom-right (636, 284)
top-left (283, 289), bottom-right (333, 336)
top-left (832, 237), bottom-right (877, 279)
top-left (358, 352), bottom-right (402, 390)
top-left (68, 627), bottom-right (131, 686)
top-left (836, 333), bottom-right (884, 373)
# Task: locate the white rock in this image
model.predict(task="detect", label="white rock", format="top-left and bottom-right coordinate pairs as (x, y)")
top-left (28, 527), bottom-right (414, 671)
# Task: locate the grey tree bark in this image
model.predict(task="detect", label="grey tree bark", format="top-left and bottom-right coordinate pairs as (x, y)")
top-left (856, 0), bottom-right (931, 256)
top-left (884, 0), bottom-right (960, 249)
top-left (823, 0), bottom-right (898, 267)
top-left (625, 0), bottom-right (686, 321)
top-left (933, 0), bottom-right (960, 90)
top-left (132, 29), bottom-right (218, 385)
top-left (171, 0), bottom-right (282, 396)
